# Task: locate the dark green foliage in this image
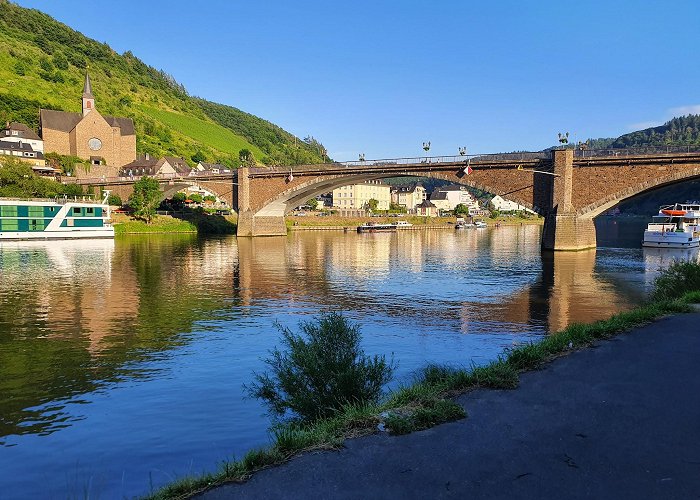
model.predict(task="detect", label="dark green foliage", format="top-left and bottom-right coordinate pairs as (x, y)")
top-left (129, 176), bottom-right (161, 223)
top-left (247, 312), bottom-right (395, 423)
top-left (44, 152), bottom-right (85, 175)
top-left (454, 203), bottom-right (469, 215)
top-left (612, 115), bottom-right (700, 148)
top-left (651, 261), bottom-right (700, 300)
top-left (191, 150), bottom-right (206, 163)
top-left (106, 193), bottom-right (122, 206)
top-left (0, 94), bottom-right (50, 130)
top-left (0, 156), bottom-right (68, 197)
top-left (238, 148), bottom-right (255, 167)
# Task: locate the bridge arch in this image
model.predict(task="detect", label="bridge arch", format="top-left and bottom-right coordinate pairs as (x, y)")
top-left (254, 171), bottom-right (541, 217)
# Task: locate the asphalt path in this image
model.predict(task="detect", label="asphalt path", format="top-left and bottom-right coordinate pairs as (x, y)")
top-left (198, 312), bottom-right (700, 499)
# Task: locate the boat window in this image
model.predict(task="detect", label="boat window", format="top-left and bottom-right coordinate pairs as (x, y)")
top-left (86, 207), bottom-right (94, 215)
top-left (73, 207), bottom-right (81, 214)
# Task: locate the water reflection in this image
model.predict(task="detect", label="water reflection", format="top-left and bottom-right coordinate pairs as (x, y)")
top-left (0, 227), bottom-right (676, 498)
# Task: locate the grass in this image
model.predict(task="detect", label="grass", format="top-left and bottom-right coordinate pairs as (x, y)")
top-left (144, 290), bottom-right (700, 500)
top-left (113, 215), bottom-right (196, 235)
top-left (141, 107), bottom-right (265, 160)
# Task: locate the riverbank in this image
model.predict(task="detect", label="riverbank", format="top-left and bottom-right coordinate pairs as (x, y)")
top-left (198, 306), bottom-right (700, 500)
top-left (112, 213), bottom-right (236, 235)
top-left (287, 214), bottom-right (543, 230)
top-left (148, 292), bottom-right (699, 499)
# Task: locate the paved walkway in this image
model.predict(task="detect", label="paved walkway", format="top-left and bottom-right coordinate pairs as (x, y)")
top-left (198, 313), bottom-right (700, 499)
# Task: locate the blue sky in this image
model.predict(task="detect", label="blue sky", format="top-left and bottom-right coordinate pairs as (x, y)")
top-left (13, 0), bottom-right (700, 160)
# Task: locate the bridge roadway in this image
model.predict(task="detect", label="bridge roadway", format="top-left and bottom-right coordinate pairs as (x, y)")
top-left (65, 147), bottom-right (700, 250)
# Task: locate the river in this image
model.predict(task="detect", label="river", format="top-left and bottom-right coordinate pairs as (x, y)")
top-left (1, 221), bottom-right (698, 499)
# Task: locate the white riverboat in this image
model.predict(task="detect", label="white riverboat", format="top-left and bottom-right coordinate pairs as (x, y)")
top-left (0, 191), bottom-right (114, 241)
top-left (642, 202), bottom-right (700, 248)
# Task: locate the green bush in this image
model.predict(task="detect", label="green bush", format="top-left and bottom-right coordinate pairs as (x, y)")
top-left (247, 312), bottom-right (394, 423)
top-left (651, 260), bottom-right (700, 300)
top-left (107, 193), bottom-right (122, 206)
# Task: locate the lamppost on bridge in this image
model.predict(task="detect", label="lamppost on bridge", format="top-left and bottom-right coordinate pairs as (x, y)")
top-left (358, 153), bottom-right (365, 162)
top-left (422, 141), bottom-right (431, 164)
top-left (459, 147), bottom-right (467, 156)
top-left (557, 132), bottom-right (569, 149)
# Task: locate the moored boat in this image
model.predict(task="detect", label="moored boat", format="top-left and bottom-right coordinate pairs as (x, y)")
top-left (0, 192), bottom-right (114, 241)
top-left (642, 202), bottom-right (700, 248)
top-left (357, 222), bottom-right (397, 233)
top-left (474, 220), bottom-right (488, 228)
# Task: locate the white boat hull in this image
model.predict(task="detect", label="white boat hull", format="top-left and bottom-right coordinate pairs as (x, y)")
top-left (642, 231), bottom-right (700, 248)
top-left (0, 227), bottom-right (114, 241)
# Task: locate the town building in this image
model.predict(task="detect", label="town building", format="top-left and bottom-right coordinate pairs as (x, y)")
top-left (119, 156), bottom-right (176, 177)
top-left (489, 194), bottom-right (535, 214)
top-left (195, 162), bottom-right (230, 174)
top-left (163, 156), bottom-right (192, 176)
top-left (415, 199), bottom-right (438, 217)
top-left (332, 180), bottom-right (391, 210)
top-left (0, 139), bottom-right (45, 167)
top-left (1, 122), bottom-right (44, 153)
top-left (429, 185), bottom-right (480, 213)
top-left (39, 71), bottom-right (136, 168)
top-left (390, 184), bottom-right (427, 212)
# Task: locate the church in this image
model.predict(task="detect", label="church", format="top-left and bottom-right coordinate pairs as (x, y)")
top-left (40, 71), bottom-right (136, 168)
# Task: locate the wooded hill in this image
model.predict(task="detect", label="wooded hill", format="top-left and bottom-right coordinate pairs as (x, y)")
top-left (582, 115), bottom-right (700, 150)
top-left (0, 0), bottom-right (328, 167)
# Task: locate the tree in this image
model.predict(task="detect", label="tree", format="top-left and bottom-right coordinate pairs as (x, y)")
top-left (191, 150), bottom-right (206, 163)
top-left (106, 193), bottom-right (122, 206)
top-left (189, 193), bottom-right (203, 204)
top-left (365, 198), bottom-right (379, 211)
top-left (171, 192), bottom-right (186, 204)
top-left (129, 177), bottom-right (161, 223)
top-left (239, 148), bottom-right (255, 167)
top-left (454, 203), bottom-right (469, 216)
top-left (246, 312), bottom-right (394, 423)
top-left (306, 198), bottom-right (318, 210)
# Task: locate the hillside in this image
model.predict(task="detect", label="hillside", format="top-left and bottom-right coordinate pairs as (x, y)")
top-left (0, 0), bottom-right (328, 167)
top-left (578, 115), bottom-right (700, 151)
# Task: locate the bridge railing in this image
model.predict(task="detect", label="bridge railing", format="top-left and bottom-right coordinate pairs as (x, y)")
top-left (337, 151), bottom-right (552, 168)
top-left (574, 145), bottom-right (700, 158)
top-left (61, 171), bottom-right (236, 185)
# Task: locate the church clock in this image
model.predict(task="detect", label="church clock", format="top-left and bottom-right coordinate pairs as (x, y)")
top-left (88, 137), bottom-right (102, 151)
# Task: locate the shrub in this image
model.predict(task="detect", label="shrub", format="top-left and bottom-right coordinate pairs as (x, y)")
top-left (651, 260), bottom-right (700, 300)
top-left (247, 312), bottom-right (394, 423)
top-left (107, 193), bottom-right (122, 206)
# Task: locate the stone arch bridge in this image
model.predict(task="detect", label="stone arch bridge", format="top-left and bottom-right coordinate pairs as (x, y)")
top-left (70, 147), bottom-right (700, 251)
top-left (236, 148), bottom-right (700, 250)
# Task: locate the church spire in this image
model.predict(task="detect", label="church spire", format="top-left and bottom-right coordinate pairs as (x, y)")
top-left (82, 69), bottom-right (95, 116)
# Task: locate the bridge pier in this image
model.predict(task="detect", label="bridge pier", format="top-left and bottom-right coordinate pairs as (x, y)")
top-left (237, 211), bottom-right (287, 237)
top-left (541, 213), bottom-right (597, 251)
top-left (541, 149), bottom-right (597, 251)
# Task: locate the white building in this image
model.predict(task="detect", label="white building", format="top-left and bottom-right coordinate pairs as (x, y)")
top-left (391, 184), bottom-right (427, 212)
top-left (489, 195), bottom-right (535, 213)
top-left (429, 185), bottom-right (480, 213)
top-left (333, 180), bottom-right (391, 210)
top-left (1, 122), bottom-right (44, 153)
top-left (0, 139), bottom-right (45, 166)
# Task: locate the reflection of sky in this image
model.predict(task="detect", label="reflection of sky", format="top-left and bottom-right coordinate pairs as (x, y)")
top-left (0, 227), bottom-right (669, 499)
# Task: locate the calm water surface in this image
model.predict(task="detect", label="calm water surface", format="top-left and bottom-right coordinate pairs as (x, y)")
top-left (1, 223), bottom-right (697, 499)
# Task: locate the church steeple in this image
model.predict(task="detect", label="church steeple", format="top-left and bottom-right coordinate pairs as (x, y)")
top-left (82, 70), bottom-right (95, 116)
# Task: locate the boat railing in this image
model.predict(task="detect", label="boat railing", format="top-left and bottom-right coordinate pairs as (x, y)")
top-left (647, 223), bottom-right (679, 232)
top-left (0, 196), bottom-right (102, 204)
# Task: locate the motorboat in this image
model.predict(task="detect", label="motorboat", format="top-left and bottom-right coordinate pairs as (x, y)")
top-left (642, 202), bottom-right (700, 248)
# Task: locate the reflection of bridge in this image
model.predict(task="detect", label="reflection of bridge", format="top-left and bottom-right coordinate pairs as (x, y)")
top-left (71, 147), bottom-right (700, 250)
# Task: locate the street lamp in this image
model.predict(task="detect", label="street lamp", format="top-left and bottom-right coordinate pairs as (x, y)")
top-left (558, 132), bottom-right (569, 148)
top-left (358, 153), bottom-right (365, 162)
top-left (458, 146), bottom-right (467, 156)
top-left (422, 141), bottom-right (431, 152)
